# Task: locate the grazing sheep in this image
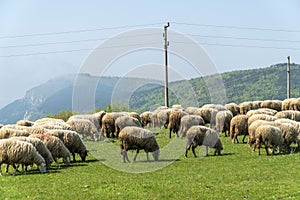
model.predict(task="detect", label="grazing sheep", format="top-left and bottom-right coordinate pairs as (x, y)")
top-left (140, 111), bottom-right (152, 127)
top-left (230, 115), bottom-right (249, 143)
top-left (16, 119), bottom-right (34, 127)
top-left (128, 112), bottom-right (143, 127)
top-left (119, 127), bottom-right (160, 163)
top-left (195, 108), bottom-right (218, 128)
top-left (0, 128), bottom-right (30, 139)
top-left (46, 129), bottom-right (88, 162)
top-left (215, 110), bottom-right (233, 137)
top-left (225, 103), bottom-right (240, 116)
top-left (115, 115), bottom-right (142, 138)
top-left (185, 125), bottom-right (223, 157)
top-left (150, 106), bottom-right (168, 128)
top-left (66, 118), bottom-right (99, 141)
top-left (202, 104), bottom-right (226, 112)
top-left (254, 125), bottom-right (284, 155)
top-left (248, 114), bottom-right (277, 127)
top-left (179, 115), bottom-right (205, 138)
top-left (68, 111), bottom-right (106, 132)
top-left (0, 138), bottom-right (46, 176)
top-left (29, 134), bottom-right (71, 167)
top-left (246, 108), bottom-right (278, 118)
top-left (168, 111), bottom-right (182, 138)
top-left (275, 110), bottom-right (300, 122)
top-left (260, 100), bottom-right (282, 111)
top-left (2, 125), bottom-right (48, 135)
top-left (10, 136), bottom-right (53, 169)
top-left (101, 112), bottom-right (126, 138)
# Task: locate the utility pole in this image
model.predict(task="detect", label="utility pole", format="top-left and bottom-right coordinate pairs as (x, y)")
top-left (287, 56), bottom-right (291, 99)
top-left (164, 22), bottom-right (170, 108)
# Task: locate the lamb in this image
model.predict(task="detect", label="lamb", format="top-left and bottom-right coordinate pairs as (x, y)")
top-left (101, 112), bottom-right (126, 138)
top-left (195, 107), bottom-right (218, 128)
top-left (215, 110), bottom-right (233, 137)
top-left (68, 111), bottom-right (106, 132)
top-left (46, 129), bottom-right (88, 162)
top-left (140, 111), bottom-right (152, 127)
top-left (0, 138), bottom-right (46, 176)
top-left (10, 136), bottom-right (54, 169)
top-left (115, 115), bottom-right (142, 138)
top-left (66, 118), bottom-right (99, 141)
top-left (247, 114), bottom-right (277, 127)
top-left (185, 125), bottom-right (223, 157)
top-left (275, 110), bottom-right (300, 122)
top-left (260, 100), bottom-right (282, 111)
top-left (254, 125), bottom-right (284, 155)
top-left (16, 119), bottom-right (35, 127)
top-left (246, 108), bottom-right (278, 117)
top-left (119, 127), bottom-right (160, 163)
top-left (229, 115), bottom-right (249, 143)
top-left (29, 134), bottom-right (71, 166)
top-left (0, 128), bottom-right (30, 139)
top-left (179, 115), bottom-right (205, 138)
top-left (225, 103), bottom-right (240, 116)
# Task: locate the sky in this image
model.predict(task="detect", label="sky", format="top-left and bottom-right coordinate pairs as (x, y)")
top-left (0, 0), bottom-right (300, 109)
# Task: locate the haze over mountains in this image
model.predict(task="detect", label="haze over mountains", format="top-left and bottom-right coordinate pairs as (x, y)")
top-left (0, 63), bottom-right (299, 124)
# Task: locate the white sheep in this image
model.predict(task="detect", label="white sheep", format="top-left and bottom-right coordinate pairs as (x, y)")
top-left (68, 111), bottom-right (106, 132)
top-left (0, 138), bottom-right (46, 176)
top-left (119, 126), bottom-right (160, 163)
top-left (46, 129), bottom-right (88, 162)
top-left (253, 125), bottom-right (284, 155)
top-left (29, 134), bottom-right (71, 167)
top-left (185, 125), bottom-right (223, 157)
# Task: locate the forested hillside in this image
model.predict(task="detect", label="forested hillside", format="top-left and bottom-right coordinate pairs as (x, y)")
top-left (130, 63), bottom-right (300, 112)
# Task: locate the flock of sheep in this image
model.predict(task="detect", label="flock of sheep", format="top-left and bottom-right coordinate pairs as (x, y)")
top-left (1, 97), bottom-right (300, 175)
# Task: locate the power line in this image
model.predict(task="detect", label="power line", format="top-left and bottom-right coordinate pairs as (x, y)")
top-left (0, 23), bottom-right (163, 39)
top-left (171, 41), bottom-right (300, 50)
top-left (0, 42), bottom-right (162, 58)
top-left (185, 34), bottom-right (300, 43)
top-left (171, 22), bottom-right (300, 33)
top-left (0, 33), bottom-right (161, 49)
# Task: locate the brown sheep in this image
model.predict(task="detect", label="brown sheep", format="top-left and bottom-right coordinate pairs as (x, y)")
top-left (168, 111), bottom-right (182, 138)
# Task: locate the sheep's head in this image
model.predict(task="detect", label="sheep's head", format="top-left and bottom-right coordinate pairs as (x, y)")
top-left (152, 149), bottom-right (160, 161)
top-left (38, 163), bottom-right (47, 173)
top-left (80, 150), bottom-right (88, 161)
top-left (64, 156), bottom-right (71, 166)
top-left (214, 139), bottom-right (223, 155)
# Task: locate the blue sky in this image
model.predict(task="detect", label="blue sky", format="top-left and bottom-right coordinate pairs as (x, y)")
top-left (0, 0), bottom-right (300, 109)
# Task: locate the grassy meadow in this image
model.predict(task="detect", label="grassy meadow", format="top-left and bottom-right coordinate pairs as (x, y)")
top-left (1, 128), bottom-right (300, 200)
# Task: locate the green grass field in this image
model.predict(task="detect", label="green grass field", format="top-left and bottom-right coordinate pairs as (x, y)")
top-left (1, 128), bottom-right (300, 200)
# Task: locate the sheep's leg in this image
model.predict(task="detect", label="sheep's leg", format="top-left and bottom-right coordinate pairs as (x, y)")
top-left (185, 145), bottom-right (191, 158)
top-left (265, 145), bottom-right (269, 156)
top-left (0, 164), bottom-right (2, 176)
top-left (124, 151), bottom-right (130, 163)
top-left (206, 146), bottom-right (209, 156)
top-left (133, 149), bottom-right (140, 161)
top-left (235, 134), bottom-right (239, 143)
top-left (121, 150), bottom-right (127, 163)
top-left (169, 129), bottom-right (172, 139)
top-left (5, 164), bottom-right (9, 173)
top-left (145, 152), bottom-right (149, 161)
top-left (72, 153), bottom-right (76, 162)
top-left (242, 134), bottom-right (247, 143)
top-left (191, 146), bottom-right (197, 157)
top-left (21, 165), bottom-right (26, 174)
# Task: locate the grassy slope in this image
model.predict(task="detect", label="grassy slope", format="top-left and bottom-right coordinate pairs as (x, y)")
top-left (1, 128), bottom-right (300, 200)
